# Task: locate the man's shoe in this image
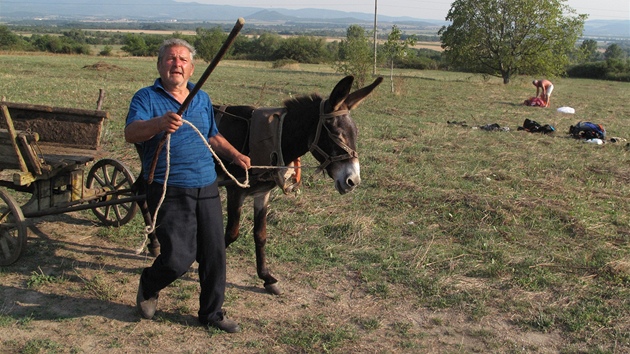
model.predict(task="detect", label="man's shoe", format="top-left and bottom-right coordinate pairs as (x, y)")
top-left (208, 317), bottom-right (241, 333)
top-left (136, 278), bottom-right (158, 319)
top-left (201, 311), bottom-right (240, 333)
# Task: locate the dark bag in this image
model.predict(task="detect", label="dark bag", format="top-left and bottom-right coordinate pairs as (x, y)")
top-left (569, 122), bottom-right (605, 140)
top-left (519, 119), bottom-right (555, 134)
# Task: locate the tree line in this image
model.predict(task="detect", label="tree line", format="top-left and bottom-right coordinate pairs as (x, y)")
top-left (0, 25), bottom-right (441, 84)
top-left (1, 0), bottom-right (629, 85)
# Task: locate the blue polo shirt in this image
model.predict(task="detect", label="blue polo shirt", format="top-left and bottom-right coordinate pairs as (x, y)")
top-left (126, 79), bottom-right (219, 188)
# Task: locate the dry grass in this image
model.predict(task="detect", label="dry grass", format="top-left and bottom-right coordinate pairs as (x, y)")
top-left (0, 52), bottom-right (629, 353)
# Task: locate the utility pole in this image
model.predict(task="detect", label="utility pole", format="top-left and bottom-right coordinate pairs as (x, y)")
top-left (373, 0), bottom-right (377, 75)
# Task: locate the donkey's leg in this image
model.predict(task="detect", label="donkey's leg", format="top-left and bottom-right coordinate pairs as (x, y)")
top-left (253, 191), bottom-right (282, 295)
top-left (224, 187), bottom-right (246, 247)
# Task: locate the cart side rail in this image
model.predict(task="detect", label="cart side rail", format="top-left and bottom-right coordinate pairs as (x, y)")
top-left (0, 102), bottom-right (108, 186)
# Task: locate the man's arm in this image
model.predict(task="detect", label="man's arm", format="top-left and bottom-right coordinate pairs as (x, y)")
top-left (125, 112), bottom-right (183, 143)
top-left (209, 133), bottom-right (251, 170)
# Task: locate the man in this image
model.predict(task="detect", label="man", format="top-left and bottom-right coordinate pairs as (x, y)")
top-left (532, 79), bottom-right (554, 107)
top-left (125, 38), bottom-right (250, 333)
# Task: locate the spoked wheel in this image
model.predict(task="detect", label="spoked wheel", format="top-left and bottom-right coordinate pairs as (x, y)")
top-left (0, 189), bottom-right (27, 266)
top-left (86, 159), bottom-right (138, 227)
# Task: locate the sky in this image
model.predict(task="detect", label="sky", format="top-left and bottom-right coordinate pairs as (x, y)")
top-left (175, 0), bottom-right (629, 21)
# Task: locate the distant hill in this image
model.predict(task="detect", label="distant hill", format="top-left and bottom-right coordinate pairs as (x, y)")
top-left (1, 0), bottom-right (445, 26)
top-left (583, 20), bottom-right (630, 39)
top-left (1, 0), bottom-right (627, 38)
top-left (1, 0), bottom-right (258, 22)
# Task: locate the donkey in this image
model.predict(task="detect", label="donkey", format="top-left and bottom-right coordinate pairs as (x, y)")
top-left (213, 75), bottom-right (382, 295)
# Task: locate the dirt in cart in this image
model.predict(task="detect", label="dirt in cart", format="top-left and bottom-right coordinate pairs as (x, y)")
top-left (19, 118), bottom-right (102, 150)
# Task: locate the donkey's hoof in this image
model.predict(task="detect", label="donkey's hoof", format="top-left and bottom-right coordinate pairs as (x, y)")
top-left (264, 283), bottom-right (283, 295)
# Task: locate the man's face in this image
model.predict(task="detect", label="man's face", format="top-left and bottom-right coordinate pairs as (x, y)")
top-left (157, 45), bottom-right (195, 89)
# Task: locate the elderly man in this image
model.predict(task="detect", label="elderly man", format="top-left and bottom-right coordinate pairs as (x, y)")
top-left (125, 38), bottom-right (250, 333)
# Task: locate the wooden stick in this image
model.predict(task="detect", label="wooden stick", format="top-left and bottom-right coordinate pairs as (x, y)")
top-left (147, 17), bottom-right (245, 184)
top-left (96, 88), bottom-right (105, 110)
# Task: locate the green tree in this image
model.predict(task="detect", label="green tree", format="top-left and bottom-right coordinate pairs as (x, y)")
top-left (579, 39), bottom-right (600, 62)
top-left (120, 34), bottom-right (163, 57)
top-left (229, 35), bottom-right (254, 60)
top-left (194, 27), bottom-right (227, 63)
top-left (334, 25), bottom-right (373, 88)
top-left (250, 32), bottom-right (282, 60)
top-left (439, 0), bottom-right (586, 84)
top-left (0, 25), bottom-right (28, 50)
top-left (604, 43), bottom-right (626, 60)
top-left (63, 29), bottom-right (87, 43)
top-left (31, 34), bottom-right (63, 53)
top-left (120, 34), bottom-right (149, 56)
top-left (382, 25), bottom-right (417, 92)
top-left (273, 36), bottom-right (329, 64)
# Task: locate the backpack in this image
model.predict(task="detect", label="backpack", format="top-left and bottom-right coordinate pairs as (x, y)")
top-left (569, 122), bottom-right (605, 140)
top-left (518, 118), bottom-right (555, 134)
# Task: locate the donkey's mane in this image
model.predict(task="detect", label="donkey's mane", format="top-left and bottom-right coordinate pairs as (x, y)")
top-left (283, 93), bottom-right (322, 112)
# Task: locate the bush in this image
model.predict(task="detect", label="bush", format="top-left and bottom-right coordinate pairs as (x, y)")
top-left (72, 43), bottom-right (92, 55)
top-left (567, 59), bottom-right (630, 82)
top-left (100, 45), bottom-right (113, 56)
top-left (606, 58), bottom-right (630, 73)
top-left (0, 25), bottom-right (29, 50)
top-left (396, 55), bottom-right (440, 70)
top-left (605, 71), bottom-right (630, 82)
top-left (272, 59), bottom-right (300, 69)
top-left (120, 33), bottom-right (164, 57)
top-left (273, 36), bottom-right (331, 64)
top-left (390, 47), bottom-right (442, 70)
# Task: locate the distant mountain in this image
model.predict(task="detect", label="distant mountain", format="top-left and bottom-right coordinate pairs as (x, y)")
top-left (1, 0), bottom-right (627, 38)
top-left (583, 20), bottom-right (630, 39)
top-left (246, 10), bottom-right (296, 23)
top-left (257, 7), bottom-right (438, 25)
top-left (1, 0), bottom-right (260, 22)
top-left (1, 0), bottom-right (444, 25)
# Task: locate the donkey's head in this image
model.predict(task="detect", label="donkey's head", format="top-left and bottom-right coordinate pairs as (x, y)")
top-left (309, 75), bottom-right (382, 194)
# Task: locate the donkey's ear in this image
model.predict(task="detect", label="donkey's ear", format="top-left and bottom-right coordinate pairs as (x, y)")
top-left (345, 76), bottom-right (383, 110)
top-left (328, 76), bottom-right (354, 111)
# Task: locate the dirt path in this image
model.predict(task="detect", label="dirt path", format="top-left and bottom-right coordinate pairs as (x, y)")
top-left (1, 212), bottom-right (564, 353)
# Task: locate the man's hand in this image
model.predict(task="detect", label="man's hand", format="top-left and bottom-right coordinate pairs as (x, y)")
top-left (125, 111), bottom-right (183, 143)
top-left (161, 112), bottom-right (183, 134)
top-left (231, 153), bottom-right (251, 171)
top-left (208, 133), bottom-right (251, 171)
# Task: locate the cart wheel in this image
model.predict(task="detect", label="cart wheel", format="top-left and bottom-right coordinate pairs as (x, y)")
top-left (0, 189), bottom-right (27, 266)
top-left (86, 159), bottom-right (139, 227)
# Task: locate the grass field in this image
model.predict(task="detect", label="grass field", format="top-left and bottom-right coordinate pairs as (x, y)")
top-left (0, 52), bottom-right (629, 353)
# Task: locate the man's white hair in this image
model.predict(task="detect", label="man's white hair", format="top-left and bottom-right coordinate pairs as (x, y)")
top-left (158, 38), bottom-right (196, 63)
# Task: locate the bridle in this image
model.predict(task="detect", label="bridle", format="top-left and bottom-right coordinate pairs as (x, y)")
top-left (309, 100), bottom-right (359, 173)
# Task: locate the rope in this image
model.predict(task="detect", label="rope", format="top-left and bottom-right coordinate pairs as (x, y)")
top-left (135, 118), bottom-right (317, 254)
top-left (143, 119), bottom-right (250, 236)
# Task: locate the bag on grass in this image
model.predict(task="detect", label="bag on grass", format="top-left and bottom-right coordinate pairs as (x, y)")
top-left (518, 118), bottom-right (555, 134)
top-left (569, 121), bottom-right (605, 140)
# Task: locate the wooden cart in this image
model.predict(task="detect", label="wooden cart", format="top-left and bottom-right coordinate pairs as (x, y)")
top-left (0, 101), bottom-right (146, 266)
